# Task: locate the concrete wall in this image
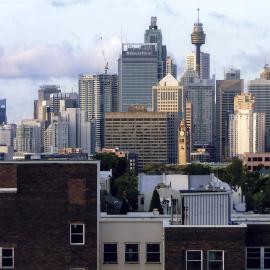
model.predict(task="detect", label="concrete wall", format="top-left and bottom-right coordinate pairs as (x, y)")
top-left (100, 217), bottom-right (163, 270)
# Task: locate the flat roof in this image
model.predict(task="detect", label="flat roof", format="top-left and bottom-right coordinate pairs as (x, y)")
top-left (0, 160), bottom-right (99, 164)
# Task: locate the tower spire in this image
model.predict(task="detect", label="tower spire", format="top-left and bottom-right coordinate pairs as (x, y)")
top-left (191, 9), bottom-right (206, 78)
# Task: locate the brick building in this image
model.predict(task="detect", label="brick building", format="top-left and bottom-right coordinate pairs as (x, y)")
top-left (0, 161), bottom-right (99, 269)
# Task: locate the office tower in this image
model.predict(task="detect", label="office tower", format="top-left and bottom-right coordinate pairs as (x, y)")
top-left (185, 101), bottom-right (193, 151)
top-left (216, 73), bottom-right (244, 161)
top-left (144, 16), bottom-right (167, 79)
top-left (118, 43), bottom-right (158, 112)
top-left (0, 99), bottom-right (7, 124)
top-left (152, 73), bottom-right (184, 113)
top-left (105, 109), bottom-right (176, 170)
top-left (14, 119), bottom-right (43, 153)
top-left (152, 74), bottom-right (183, 163)
top-left (191, 9), bottom-right (206, 78)
top-left (34, 85), bottom-right (61, 121)
top-left (165, 56), bottom-right (177, 79)
top-left (44, 115), bottom-right (69, 153)
top-left (186, 52), bottom-right (210, 79)
top-left (229, 93), bottom-right (265, 157)
top-left (225, 68), bottom-right (241, 80)
top-left (185, 78), bottom-right (215, 149)
top-left (50, 92), bottom-right (78, 113)
top-left (79, 74), bottom-right (117, 151)
top-left (178, 119), bottom-right (190, 165)
top-left (248, 65), bottom-right (270, 151)
top-left (0, 124), bottom-right (15, 146)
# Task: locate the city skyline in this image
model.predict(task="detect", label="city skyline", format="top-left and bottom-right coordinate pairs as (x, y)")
top-left (1, 0), bottom-right (270, 122)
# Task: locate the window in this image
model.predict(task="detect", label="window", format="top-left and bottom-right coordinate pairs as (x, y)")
top-left (125, 243), bottom-right (139, 263)
top-left (70, 223), bottom-right (85, 245)
top-left (208, 251), bottom-right (224, 270)
top-left (186, 250), bottom-right (202, 270)
top-left (103, 243), bottom-right (117, 264)
top-left (0, 248), bottom-right (14, 269)
top-left (264, 248), bottom-right (270, 269)
top-left (246, 247), bottom-right (261, 269)
top-left (146, 243), bottom-right (160, 263)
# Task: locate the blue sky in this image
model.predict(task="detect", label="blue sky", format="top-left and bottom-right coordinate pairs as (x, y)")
top-left (1, 0), bottom-right (270, 122)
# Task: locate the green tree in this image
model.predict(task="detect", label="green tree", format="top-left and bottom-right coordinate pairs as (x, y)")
top-left (182, 163), bottom-right (211, 175)
top-left (114, 174), bottom-right (138, 210)
top-left (149, 189), bottom-right (163, 214)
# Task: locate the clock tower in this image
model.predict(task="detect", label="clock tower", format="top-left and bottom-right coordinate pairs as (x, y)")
top-left (178, 119), bottom-right (190, 165)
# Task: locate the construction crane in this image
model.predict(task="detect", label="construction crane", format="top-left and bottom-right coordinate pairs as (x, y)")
top-left (100, 36), bottom-right (109, 74)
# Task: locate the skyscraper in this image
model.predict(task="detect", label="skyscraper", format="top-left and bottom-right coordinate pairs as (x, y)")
top-left (14, 119), bottom-right (43, 153)
top-left (34, 85), bottom-right (61, 121)
top-left (118, 43), bottom-right (158, 112)
top-left (191, 9), bottom-right (206, 78)
top-left (152, 73), bottom-right (183, 163)
top-left (216, 70), bottom-right (244, 161)
top-left (0, 99), bottom-right (7, 124)
top-left (185, 78), bottom-right (215, 148)
top-left (248, 65), bottom-right (270, 151)
top-left (105, 110), bottom-right (172, 170)
top-left (49, 92), bottom-right (78, 114)
top-left (224, 68), bottom-right (241, 80)
top-left (165, 56), bottom-right (177, 79)
top-left (79, 74), bottom-right (117, 151)
top-left (229, 93), bottom-right (265, 157)
top-left (185, 52), bottom-right (210, 79)
top-left (144, 16), bottom-right (167, 79)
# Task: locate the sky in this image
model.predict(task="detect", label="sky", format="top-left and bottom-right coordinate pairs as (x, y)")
top-left (1, 0), bottom-right (270, 122)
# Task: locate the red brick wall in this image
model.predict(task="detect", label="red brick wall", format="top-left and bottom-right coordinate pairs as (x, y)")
top-left (0, 162), bottom-right (98, 269)
top-left (165, 226), bottom-right (246, 270)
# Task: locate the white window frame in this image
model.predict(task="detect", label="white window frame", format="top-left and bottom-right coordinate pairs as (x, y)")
top-left (0, 247), bottom-right (14, 269)
top-left (246, 247), bottom-right (270, 270)
top-left (146, 242), bottom-right (161, 263)
top-left (207, 250), bottom-right (224, 270)
top-left (125, 243), bottom-right (140, 264)
top-left (70, 223), bottom-right (85, 245)
top-left (186, 250), bottom-right (203, 270)
top-left (103, 242), bottom-right (118, 264)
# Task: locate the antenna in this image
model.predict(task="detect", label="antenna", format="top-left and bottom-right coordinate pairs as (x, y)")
top-left (197, 8), bottom-right (200, 23)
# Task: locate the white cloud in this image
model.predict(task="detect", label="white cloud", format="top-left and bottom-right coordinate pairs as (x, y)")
top-left (0, 37), bottom-right (121, 79)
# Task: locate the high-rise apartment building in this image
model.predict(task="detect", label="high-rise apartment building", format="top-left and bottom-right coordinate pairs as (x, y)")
top-left (49, 92), bottom-right (78, 113)
top-left (165, 56), bottom-right (177, 79)
top-left (14, 119), bottom-right (43, 153)
top-left (248, 65), bottom-right (270, 151)
top-left (216, 71), bottom-right (244, 161)
top-left (0, 124), bottom-right (15, 146)
top-left (144, 16), bottom-right (167, 80)
top-left (44, 115), bottom-right (69, 153)
top-left (105, 110), bottom-right (176, 170)
top-left (229, 93), bottom-right (265, 157)
top-left (79, 74), bottom-right (118, 151)
top-left (0, 99), bottom-right (7, 124)
top-left (186, 52), bottom-right (210, 79)
top-left (118, 43), bottom-right (158, 112)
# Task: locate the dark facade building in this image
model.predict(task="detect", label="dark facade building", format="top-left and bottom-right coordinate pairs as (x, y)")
top-left (165, 225), bottom-right (246, 270)
top-left (0, 99), bottom-right (7, 125)
top-left (0, 161), bottom-right (99, 269)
